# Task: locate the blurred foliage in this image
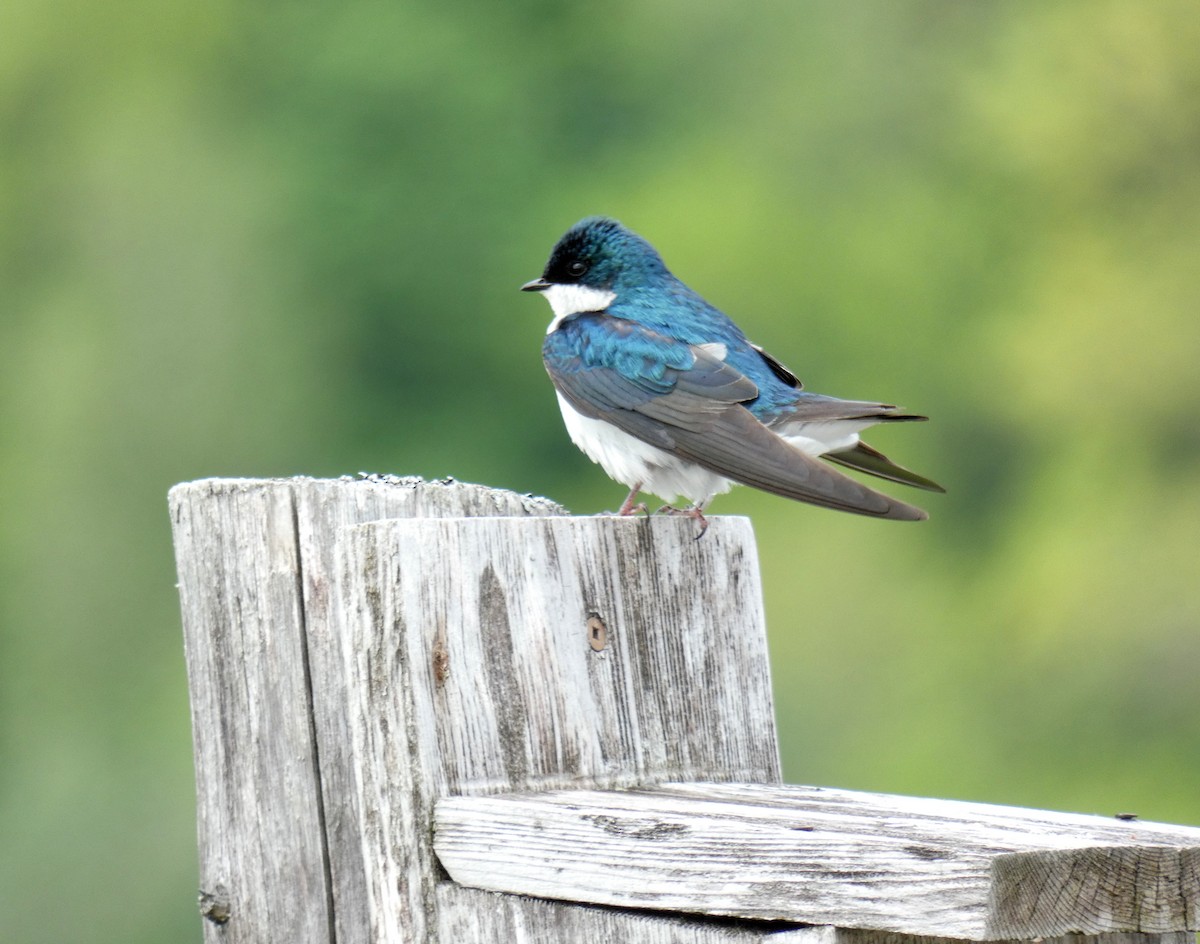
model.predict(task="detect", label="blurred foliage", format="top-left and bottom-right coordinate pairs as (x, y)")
top-left (3, 1), bottom-right (1199, 941)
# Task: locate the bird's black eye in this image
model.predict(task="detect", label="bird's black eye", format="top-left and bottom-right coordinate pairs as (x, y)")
top-left (567, 261), bottom-right (588, 278)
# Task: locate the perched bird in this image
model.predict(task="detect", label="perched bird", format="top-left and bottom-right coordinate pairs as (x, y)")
top-left (523, 217), bottom-right (942, 530)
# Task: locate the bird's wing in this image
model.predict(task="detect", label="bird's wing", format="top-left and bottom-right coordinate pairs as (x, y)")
top-left (544, 315), bottom-right (927, 520)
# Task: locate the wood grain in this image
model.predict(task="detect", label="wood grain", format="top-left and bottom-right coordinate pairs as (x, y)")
top-left (335, 513), bottom-right (779, 942)
top-left (170, 476), bottom-right (571, 944)
top-left (433, 783), bottom-right (1200, 940)
top-left (171, 476), bottom-right (777, 943)
top-left (436, 885), bottom-right (794, 944)
top-left (437, 887), bottom-right (1196, 944)
top-left (172, 476), bottom-right (1197, 944)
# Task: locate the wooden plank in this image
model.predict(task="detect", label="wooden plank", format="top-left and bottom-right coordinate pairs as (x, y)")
top-left (437, 887), bottom-right (1196, 944)
top-left (436, 885), bottom-right (797, 943)
top-left (287, 476), bottom-right (567, 944)
top-left (172, 479), bottom-right (332, 944)
top-left (433, 784), bottom-right (1200, 941)
top-left (783, 932), bottom-right (1195, 944)
top-left (170, 476), bottom-right (571, 944)
top-left (335, 515), bottom-right (779, 944)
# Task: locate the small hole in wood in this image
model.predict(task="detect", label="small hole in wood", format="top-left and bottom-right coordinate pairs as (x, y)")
top-left (199, 887), bottom-right (231, 925)
top-left (587, 615), bottom-right (607, 652)
top-left (432, 638), bottom-right (449, 684)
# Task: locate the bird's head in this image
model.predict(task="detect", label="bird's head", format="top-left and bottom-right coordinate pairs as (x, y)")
top-left (522, 217), bottom-right (668, 314)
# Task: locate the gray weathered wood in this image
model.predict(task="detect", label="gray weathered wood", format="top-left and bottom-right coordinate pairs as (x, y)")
top-left (173, 479), bottom-right (328, 943)
top-left (171, 476), bottom-right (779, 944)
top-left (438, 885), bottom-right (1195, 944)
top-left (170, 476), bottom-right (572, 944)
top-left (436, 885), bottom-right (797, 943)
top-left (335, 513), bottom-right (780, 943)
top-left (172, 475), bottom-right (1198, 944)
top-left (433, 783), bottom-right (1200, 941)
top-left (289, 476), bottom-right (569, 944)
top-left (787, 933), bottom-right (1194, 944)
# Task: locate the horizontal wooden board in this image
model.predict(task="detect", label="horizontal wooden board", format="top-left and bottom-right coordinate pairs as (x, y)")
top-left (435, 783), bottom-right (1200, 940)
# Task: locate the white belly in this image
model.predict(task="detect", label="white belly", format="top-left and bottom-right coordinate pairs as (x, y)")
top-left (556, 393), bottom-right (734, 507)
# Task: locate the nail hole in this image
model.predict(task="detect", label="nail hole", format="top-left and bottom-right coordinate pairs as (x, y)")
top-left (432, 637), bottom-right (449, 684)
top-left (587, 615), bottom-right (607, 652)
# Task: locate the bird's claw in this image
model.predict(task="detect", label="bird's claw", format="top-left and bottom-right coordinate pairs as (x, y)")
top-left (616, 485), bottom-right (646, 517)
top-left (602, 503), bottom-right (648, 517)
top-left (610, 489), bottom-right (707, 538)
top-left (659, 504), bottom-right (709, 539)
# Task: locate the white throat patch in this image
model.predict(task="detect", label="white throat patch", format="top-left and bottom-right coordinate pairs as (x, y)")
top-left (542, 283), bottom-right (616, 333)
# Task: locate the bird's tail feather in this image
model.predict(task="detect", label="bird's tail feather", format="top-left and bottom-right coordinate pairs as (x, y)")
top-left (664, 406), bottom-right (930, 521)
top-left (823, 441), bottom-right (945, 493)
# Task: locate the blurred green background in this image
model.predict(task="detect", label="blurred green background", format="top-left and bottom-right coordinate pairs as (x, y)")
top-left (3, 1), bottom-right (1199, 941)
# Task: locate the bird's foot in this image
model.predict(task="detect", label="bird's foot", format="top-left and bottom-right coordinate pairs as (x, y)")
top-left (659, 504), bottom-right (710, 540)
top-left (604, 502), bottom-right (648, 516)
top-left (616, 485), bottom-right (646, 517)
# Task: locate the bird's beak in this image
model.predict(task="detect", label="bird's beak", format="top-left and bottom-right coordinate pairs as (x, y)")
top-left (521, 278), bottom-right (551, 293)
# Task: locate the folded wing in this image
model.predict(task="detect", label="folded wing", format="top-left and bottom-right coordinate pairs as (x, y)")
top-left (545, 316), bottom-right (929, 520)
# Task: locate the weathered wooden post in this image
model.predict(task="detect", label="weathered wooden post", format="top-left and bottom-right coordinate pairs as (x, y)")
top-left (171, 475), bottom-right (780, 942)
top-left (171, 476), bottom-right (1200, 944)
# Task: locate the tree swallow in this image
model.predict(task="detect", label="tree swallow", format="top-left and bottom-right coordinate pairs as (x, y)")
top-left (523, 216), bottom-right (943, 529)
